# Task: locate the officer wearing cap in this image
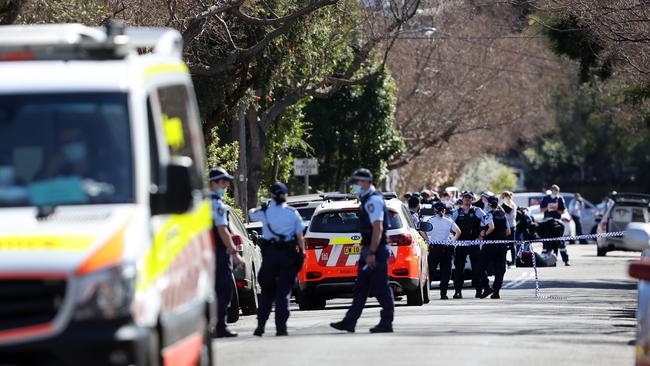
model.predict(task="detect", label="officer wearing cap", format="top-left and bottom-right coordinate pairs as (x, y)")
top-left (426, 202), bottom-right (461, 299)
top-left (479, 196), bottom-right (511, 299)
top-left (474, 191), bottom-right (493, 210)
top-left (451, 191), bottom-right (493, 299)
top-left (210, 167), bottom-right (245, 338)
top-left (331, 168), bottom-right (394, 333)
top-left (249, 182), bottom-right (305, 337)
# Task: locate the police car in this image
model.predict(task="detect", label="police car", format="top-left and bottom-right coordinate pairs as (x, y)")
top-left (297, 193), bottom-right (430, 310)
top-left (0, 23), bottom-right (215, 365)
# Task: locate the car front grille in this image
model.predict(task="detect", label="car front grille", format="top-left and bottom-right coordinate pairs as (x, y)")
top-left (0, 279), bottom-right (66, 332)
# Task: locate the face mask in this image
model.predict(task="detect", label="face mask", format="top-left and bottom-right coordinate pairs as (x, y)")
top-left (352, 184), bottom-right (364, 195)
top-left (214, 187), bottom-right (225, 197)
top-left (551, 194), bottom-right (558, 199)
top-left (63, 142), bottom-right (87, 163)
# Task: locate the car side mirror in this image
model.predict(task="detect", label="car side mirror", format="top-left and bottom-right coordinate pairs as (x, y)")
top-left (250, 231), bottom-right (260, 245)
top-left (151, 156), bottom-right (194, 215)
top-left (625, 223), bottom-right (650, 251)
top-left (418, 221), bottom-right (433, 232)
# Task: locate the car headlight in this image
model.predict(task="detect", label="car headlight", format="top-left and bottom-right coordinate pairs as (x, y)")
top-left (74, 263), bottom-right (136, 321)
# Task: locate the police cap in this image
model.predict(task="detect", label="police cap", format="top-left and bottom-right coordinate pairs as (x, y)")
top-left (461, 190), bottom-right (474, 198)
top-left (209, 167), bottom-right (234, 182)
top-left (350, 168), bottom-right (373, 183)
top-left (487, 195), bottom-right (499, 205)
top-left (433, 202), bottom-right (447, 212)
top-left (270, 182), bottom-right (289, 196)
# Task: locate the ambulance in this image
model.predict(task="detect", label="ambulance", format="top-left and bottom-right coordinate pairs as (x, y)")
top-left (0, 23), bottom-right (215, 365)
top-left (298, 193), bottom-right (430, 310)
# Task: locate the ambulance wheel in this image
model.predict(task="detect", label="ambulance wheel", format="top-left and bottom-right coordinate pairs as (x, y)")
top-left (298, 292), bottom-right (326, 310)
top-left (597, 246), bottom-right (608, 257)
top-left (406, 280), bottom-right (424, 306)
top-left (146, 327), bottom-right (162, 366)
top-left (199, 307), bottom-right (214, 366)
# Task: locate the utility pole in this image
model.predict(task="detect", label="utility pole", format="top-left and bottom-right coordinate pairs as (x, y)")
top-left (238, 107), bottom-right (248, 220)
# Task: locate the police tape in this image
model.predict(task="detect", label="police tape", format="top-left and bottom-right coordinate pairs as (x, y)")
top-left (425, 231), bottom-right (626, 247)
top-left (425, 231), bottom-right (626, 300)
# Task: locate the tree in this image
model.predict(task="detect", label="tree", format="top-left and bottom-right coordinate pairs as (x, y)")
top-left (302, 68), bottom-right (404, 191)
top-left (454, 155), bottom-right (517, 194)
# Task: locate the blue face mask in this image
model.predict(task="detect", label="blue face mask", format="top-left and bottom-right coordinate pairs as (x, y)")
top-left (352, 184), bottom-right (364, 195)
top-left (63, 142), bottom-right (87, 163)
top-left (214, 187), bottom-right (225, 198)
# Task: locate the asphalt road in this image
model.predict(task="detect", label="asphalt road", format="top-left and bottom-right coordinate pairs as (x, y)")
top-left (215, 244), bottom-right (639, 366)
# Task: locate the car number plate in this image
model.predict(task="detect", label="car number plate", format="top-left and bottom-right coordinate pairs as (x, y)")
top-left (344, 246), bottom-right (360, 255)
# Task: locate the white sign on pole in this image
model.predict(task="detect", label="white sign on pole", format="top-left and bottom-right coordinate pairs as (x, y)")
top-left (294, 158), bottom-right (318, 176)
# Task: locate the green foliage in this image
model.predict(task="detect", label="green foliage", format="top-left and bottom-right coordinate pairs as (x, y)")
top-left (205, 127), bottom-right (243, 219)
top-left (454, 156), bottom-right (517, 194)
top-left (303, 68), bottom-right (404, 191)
top-left (17, 0), bottom-right (110, 25)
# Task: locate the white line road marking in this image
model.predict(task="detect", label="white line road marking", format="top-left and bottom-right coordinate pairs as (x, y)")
top-left (503, 271), bottom-right (534, 289)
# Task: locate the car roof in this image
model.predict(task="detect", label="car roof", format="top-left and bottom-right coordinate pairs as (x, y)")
top-left (313, 197), bottom-right (403, 214)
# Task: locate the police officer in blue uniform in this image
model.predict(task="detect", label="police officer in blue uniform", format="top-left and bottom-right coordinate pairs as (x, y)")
top-left (210, 167), bottom-right (245, 338)
top-left (249, 183), bottom-right (305, 337)
top-left (331, 168), bottom-right (394, 333)
top-left (540, 184), bottom-right (570, 265)
top-left (451, 191), bottom-right (493, 299)
top-left (479, 196), bottom-right (511, 299)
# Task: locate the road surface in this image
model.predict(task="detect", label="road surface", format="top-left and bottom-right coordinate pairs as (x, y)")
top-left (215, 244), bottom-right (639, 366)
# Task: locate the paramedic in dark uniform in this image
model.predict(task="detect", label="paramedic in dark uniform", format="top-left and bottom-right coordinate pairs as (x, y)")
top-left (540, 184), bottom-right (570, 265)
top-left (210, 167), bottom-right (245, 338)
top-left (331, 168), bottom-right (394, 333)
top-left (451, 191), bottom-right (493, 299)
top-left (479, 196), bottom-right (511, 299)
top-left (249, 183), bottom-right (305, 337)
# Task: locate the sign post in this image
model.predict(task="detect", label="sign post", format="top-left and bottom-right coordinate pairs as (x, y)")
top-left (294, 158), bottom-right (318, 194)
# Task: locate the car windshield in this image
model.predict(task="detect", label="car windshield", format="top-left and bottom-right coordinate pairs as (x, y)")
top-left (309, 209), bottom-right (403, 233)
top-left (297, 207), bottom-right (317, 221)
top-left (0, 93), bottom-right (133, 207)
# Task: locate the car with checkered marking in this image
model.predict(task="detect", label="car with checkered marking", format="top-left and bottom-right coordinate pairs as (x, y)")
top-left (297, 195), bottom-right (430, 310)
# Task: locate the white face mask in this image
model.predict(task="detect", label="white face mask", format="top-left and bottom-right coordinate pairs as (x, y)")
top-left (352, 184), bottom-right (364, 195)
top-left (63, 141), bottom-right (87, 163)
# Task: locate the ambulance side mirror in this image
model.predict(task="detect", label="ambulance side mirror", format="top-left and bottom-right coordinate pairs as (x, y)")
top-left (625, 223), bottom-right (650, 251)
top-left (418, 221), bottom-right (433, 232)
top-left (151, 156), bottom-right (194, 215)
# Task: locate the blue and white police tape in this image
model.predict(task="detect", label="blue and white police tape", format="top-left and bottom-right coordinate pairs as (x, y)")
top-left (425, 231), bottom-right (626, 247)
top-left (425, 231), bottom-right (626, 300)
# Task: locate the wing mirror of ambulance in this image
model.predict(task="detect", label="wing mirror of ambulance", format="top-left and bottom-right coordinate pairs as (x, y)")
top-left (624, 223), bottom-right (650, 252)
top-left (417, 221), bottom-right (433, 232)
top-left (151, 156), bottom-right (194, 215)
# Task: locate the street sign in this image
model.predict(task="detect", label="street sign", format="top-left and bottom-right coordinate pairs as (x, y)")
top-left (294, 158), bottom-right (318, 176)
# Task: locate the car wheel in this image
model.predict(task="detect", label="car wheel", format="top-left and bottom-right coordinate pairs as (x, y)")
top-left (406, 280), bottom-right (424, 306)
top-left (198, 307), bottom-right (214, 366)
top-left (227, 277), bottom-right (240, 323)
top-left (298, 291), bottom-right (326, 310)
top-left (423, 273), bottom-right (430, 304)
top-left (597, 246), bottom-right (608, 257)
top-left (240, 269), bottom-right (259, 316)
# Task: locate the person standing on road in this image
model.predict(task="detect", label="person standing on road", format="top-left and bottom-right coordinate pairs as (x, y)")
top-left (331, 168), bottom-right (394, 333)
top-left (480, 196), bottom-right (511, 299)
top-left (569, 193), bottom-right (589, 244)
top-left (210, 167), bottom-right (245, 338)
top-left (249, 183), bottom-right (306, 337)
top-left (426, 202), bottom-right (461, 300)
top-left (451, 191), bottom-right (493, 299)
top-left (500, 191), bottom-right (518, 267)
top-left (540, 184), bottom-right (570, 265)
top-left (408, 195), bottom-right (428, 241)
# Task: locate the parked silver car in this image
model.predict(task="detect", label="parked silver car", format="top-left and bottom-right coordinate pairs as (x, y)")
top-left (597, 193), bottom-right (650, 256)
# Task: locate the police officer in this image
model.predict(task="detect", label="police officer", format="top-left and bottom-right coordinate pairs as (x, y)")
top-left (473, 191), bottom-right (493, 210)
top-left (451, 191), bottom-right (493, 299)
top-left (540, 184), bottom-right (570, 265)
top-left (249, 183), bottom-right (305, 337)
top-left (408, 195), bottom-right (428, 241)
top-left (479, 196), bottom-right (511, 299)
top-left (210, 167), bottom-right (245, 338)
top-left (426, 202), bottom-right (461, 299)
top-left (331, 168), bottom-right (394, 333)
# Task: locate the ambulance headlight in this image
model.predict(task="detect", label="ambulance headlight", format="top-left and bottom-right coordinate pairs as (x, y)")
top-left (74, 263), bottom-right (136, 321)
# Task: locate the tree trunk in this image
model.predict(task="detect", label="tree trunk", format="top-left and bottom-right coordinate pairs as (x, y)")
top-left (246, 108), bottom-right (266, 209)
